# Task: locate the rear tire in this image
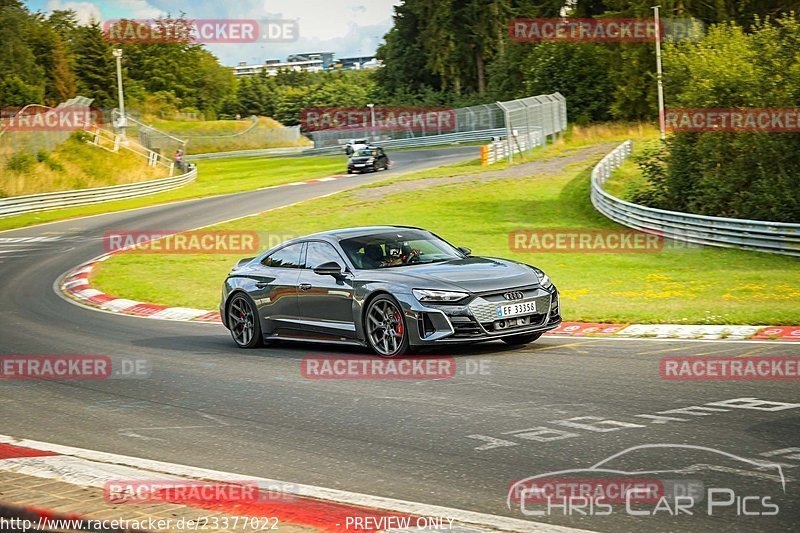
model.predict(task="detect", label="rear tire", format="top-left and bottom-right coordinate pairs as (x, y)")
top-left (227, 293), bottom-right (263, 348)
top-left (501, 332), bottom-right (543, 346)
top-left (364, 295), bottom-right (409, 357)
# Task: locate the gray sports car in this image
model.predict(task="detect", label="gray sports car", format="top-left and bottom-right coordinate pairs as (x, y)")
top-left (220, 226), bottom-right (561, 357)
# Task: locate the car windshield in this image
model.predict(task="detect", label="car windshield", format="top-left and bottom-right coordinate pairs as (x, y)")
top-left (354, 149), bottom-right (378, 157)
top-left (340, 230), bottom-right (463, 269)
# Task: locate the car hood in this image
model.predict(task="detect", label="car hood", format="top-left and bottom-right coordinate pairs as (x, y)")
top-left (370, 256), bottom-right (539, 293)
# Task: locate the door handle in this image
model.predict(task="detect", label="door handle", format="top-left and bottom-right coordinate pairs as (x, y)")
top-left (299, 283), bottom-right (312, 291)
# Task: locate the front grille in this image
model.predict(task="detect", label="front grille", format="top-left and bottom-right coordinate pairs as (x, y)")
top-left (483, 312), bottom-right (547, 332)
top-left (469, 288), bottom-right (551, 323)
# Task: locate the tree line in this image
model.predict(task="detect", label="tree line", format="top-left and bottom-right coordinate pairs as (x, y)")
top-left (375, 0), bottom-right (798, 122)
top-left (0, 1), bottom-right (234, 116)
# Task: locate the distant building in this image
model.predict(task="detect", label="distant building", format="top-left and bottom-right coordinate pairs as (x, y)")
top-left (232, 51), bottom-right (382, 78)
top-left (233, 59), bottom-right (324, 78)
top-left (336, 56), bottom-right (376, 70)
top-left (287, 52), bottom-right (335, 70)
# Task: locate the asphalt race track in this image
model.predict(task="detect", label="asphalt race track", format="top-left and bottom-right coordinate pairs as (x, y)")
top-left (0, 145), bottom-right (798, 532)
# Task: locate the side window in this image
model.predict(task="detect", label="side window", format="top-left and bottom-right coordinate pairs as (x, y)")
top-left (261, 243), bottom-right (303, 268)
top-left (304, 241), bottom-right (343, 270)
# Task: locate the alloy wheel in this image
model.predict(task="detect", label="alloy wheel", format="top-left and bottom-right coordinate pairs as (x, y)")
top-left (229, 295), bottom-right (256, 347)
top-left (366, 298), bottom-right (406, 357)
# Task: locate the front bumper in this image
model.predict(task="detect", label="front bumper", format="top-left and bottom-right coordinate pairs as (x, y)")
top-left (403, 285), bottom-right (561, 346)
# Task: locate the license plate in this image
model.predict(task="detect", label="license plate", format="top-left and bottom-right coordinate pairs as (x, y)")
top-left (355, 164), bottom-right (365, 167)
top-left (497, 301), bottom-right (536, 318)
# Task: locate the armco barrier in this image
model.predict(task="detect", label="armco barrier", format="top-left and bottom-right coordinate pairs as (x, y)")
top-left (304, 128), bottom-right (507, 155)
top-left (591, 140), bottom-right (800, 257)
top-left (0, 167), bottom-right (197, 218)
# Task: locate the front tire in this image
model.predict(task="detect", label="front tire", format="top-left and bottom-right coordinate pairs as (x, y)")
top-left (501, 332), bottom-right (543, 346)
top-left (364, 295), bottom-right (409, 357)
top-left (227, 293), bottom-right (263, 348)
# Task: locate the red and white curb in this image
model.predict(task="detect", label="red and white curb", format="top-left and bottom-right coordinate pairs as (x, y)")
top-left (59, 260), bottom-right (800, 341)
top-left (0, 435), bottom-right (588, 533)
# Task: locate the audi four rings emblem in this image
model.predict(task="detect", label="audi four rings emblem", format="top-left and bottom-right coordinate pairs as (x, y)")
top-left (503, 291), bottom-right (524, 300)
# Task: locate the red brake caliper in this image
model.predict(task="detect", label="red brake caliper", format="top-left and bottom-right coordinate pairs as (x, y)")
top-left (394, 311), bottom-right (403, 335)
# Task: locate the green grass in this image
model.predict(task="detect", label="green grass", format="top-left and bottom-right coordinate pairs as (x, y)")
top-left (602, 158), bottom-right (650, 200)
top-left (150, 118), bottom-right (253, 132)
top-left (93, 137), bottom-right (800, 325)
top-left (0, 154), bottom-right (343, 232)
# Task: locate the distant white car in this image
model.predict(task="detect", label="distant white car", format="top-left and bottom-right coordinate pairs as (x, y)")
top-left (344, 139), bottom-right (369, 156)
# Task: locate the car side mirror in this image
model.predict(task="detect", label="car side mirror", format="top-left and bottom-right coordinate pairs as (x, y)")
top-left (457, 246), bottom-right (472, 256)
top-left (313, 261), bottom-right (344, 276)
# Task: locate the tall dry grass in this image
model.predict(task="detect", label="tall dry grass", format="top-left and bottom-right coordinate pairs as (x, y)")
top-left (0, 136), bottom-right (168, 198)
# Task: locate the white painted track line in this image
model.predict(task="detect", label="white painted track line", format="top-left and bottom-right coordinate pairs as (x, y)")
top-left (0, 434), bottom-right (593, 533)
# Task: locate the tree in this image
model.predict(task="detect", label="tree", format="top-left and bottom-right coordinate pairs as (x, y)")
top-left (0, 3), bottom-right (44, 105)
top-left (72, 21), bottom-right (115, 107)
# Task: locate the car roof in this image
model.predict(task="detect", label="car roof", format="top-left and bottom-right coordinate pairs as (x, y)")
top-left (304, 225), bottom-right (426, 241)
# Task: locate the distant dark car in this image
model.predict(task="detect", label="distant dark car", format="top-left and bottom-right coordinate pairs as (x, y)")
top-left (347, 147), bottom-right (389, 173)
top-left (220, 226), bottom-right (561, 357)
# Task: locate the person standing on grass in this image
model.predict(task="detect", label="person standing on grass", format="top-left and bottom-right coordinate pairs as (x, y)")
top-left (174, 149), bottom-right (184, 171)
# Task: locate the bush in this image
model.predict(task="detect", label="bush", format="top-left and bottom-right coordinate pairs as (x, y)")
top-left (629, 140), bottom-right (669, 208)
top-left (33, 150), bottom-right (65, 172)
top-left (73, 131), bottom-right (92, 143)
top-left (5, 153), bottom-right (36, 173)
top-left (45, 158), bottom-right (64, 172)
top-left (632, 15), bottom-right (800, 222)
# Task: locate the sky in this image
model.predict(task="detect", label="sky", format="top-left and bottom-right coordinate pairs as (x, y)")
top-left (25, 0), bottom-right (402, 66)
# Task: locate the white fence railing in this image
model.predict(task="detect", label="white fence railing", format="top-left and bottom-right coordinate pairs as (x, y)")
top-left (591, 140), bottom-right (800, 256)
top-left (481, 131), bottom-right (544, 165)
top-left (0, 167), bottom-right (197, 219)
top-left (84, 122), bottom-right (176, 174)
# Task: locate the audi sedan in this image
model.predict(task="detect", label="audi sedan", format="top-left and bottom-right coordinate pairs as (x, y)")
top-left (220, 226), bottom-right (561, 357)
top-left (346, 147), bottom-right (389, 173)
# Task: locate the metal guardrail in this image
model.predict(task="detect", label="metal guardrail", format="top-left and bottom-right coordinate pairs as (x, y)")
top-left (0, 167), bottom-right (197, 218)
top-left (304, 128), bottom-right (506, 155)
top-left (591, 140), bottom-right (800, 257)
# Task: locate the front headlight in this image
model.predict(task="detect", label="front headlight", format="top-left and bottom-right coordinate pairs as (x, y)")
top-left (412, 289), bottom-right (469, 303)
top-left (537, 271), bottom-right (553, 289)
top-left (530, 267), bottom-right (553, 289)
top-left (366, 157), bottom-right (375, 163)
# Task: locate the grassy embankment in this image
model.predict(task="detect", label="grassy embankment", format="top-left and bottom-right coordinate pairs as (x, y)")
top-left (93, 123), bottom-right (800, 325)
